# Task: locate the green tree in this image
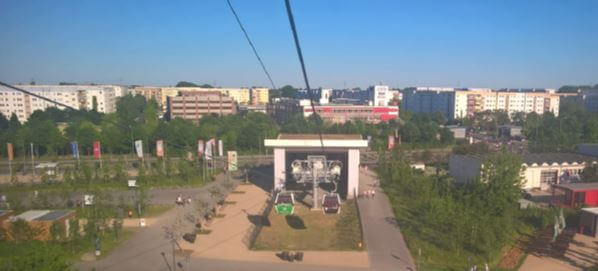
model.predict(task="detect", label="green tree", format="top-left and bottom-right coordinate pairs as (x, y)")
top-left (280, 85), bottom-right (298, 98)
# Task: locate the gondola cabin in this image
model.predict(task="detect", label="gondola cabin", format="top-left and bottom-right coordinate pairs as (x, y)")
top-left (322, 193), bottom-right (341, 214)
top-left (274, 192), bottom-right (295, 215)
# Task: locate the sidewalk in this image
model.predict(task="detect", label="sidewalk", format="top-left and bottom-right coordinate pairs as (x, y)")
top-left (358, 168), bottom-right (416, 271)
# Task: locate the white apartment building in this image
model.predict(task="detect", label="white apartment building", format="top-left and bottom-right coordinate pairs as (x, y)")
top-left (369, 85), bottom-right (392, 106)
top-left (453, 89), bottom-right (559, 119)
top-left (403, 88), bottom-right (560, 120)
top-left (132, 86), bottom-right (265, 111)
top-left (0, 84), bottom-right (125, 122)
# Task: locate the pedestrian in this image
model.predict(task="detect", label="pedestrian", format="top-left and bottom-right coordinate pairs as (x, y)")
top-left (372, 189), bottom-right (376, 198)
top-left (176, 194), bottom-right (183, 205)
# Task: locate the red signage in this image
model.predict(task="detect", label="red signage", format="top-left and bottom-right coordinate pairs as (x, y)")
top-left (156, 140), bottom-right (164, 157)
top-left (93, 141), bottom-right (101, 159)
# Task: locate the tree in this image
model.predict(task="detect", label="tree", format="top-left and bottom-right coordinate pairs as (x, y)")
top-left (0, 114), bottom-right (9, 130)
top-left (280, 85), bottom-right (298, 98)
top-left (92, 96), bottom-right (98, 112)
top-left (583, 164), bottom-right (598, 183)
top-left (176, 81), bottom-right (199, 87)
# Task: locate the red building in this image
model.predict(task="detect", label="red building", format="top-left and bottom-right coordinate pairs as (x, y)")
top-left (303, 105), bottom-right (398, 124)
top-left (553, 183), bottom-right (598, 208)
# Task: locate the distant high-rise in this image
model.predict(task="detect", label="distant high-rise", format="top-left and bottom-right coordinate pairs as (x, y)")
top-left (402, 87), bottom-right (560, 120)
top-left (0, 84), bottom-right (127, 122)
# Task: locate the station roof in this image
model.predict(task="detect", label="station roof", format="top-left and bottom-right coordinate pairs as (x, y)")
top-left (522, 153), bottom-right (596, 165)
top-left (265, 134), bottom-right (368, 148)
top-left (278, 134), bottom-right (362, 140)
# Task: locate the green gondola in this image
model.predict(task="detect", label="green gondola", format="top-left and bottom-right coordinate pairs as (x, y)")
top-left (274, 192), bottom-right (295, 215)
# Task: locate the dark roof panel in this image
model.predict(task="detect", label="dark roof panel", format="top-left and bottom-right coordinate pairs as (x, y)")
top-left (555, 182), bottom-right (598, 191)
top-left (33, 210), bottom-right (73, 221)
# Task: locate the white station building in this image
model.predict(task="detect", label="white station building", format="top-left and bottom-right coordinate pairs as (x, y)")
top-left (264, 134), bottom-right (368, 199)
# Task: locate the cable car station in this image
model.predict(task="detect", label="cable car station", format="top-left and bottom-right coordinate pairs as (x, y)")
top-left (264, 134), bottom-right (368, 211)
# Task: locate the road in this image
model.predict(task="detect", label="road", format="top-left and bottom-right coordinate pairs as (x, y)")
top-left (359, 169), bottom-right (416, 271)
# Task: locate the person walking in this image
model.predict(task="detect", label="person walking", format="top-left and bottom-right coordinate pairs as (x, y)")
top-left (371, 189), bottom-right (376, 198)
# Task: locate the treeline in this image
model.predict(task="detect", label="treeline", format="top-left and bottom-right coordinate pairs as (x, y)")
top-left (379, 149), bottom-right (553, 268)
top-left (455, 100), bottom-right (598, 152)
top-left (1, 94), bottom-right (458, 159)
top-left (523, 100), bottom-right (598, 152)
top-left (0, 95), bottom-right (280, 158)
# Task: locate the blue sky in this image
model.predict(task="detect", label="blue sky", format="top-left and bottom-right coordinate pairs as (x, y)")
top-left (1, 0), bottom-right (597, 89)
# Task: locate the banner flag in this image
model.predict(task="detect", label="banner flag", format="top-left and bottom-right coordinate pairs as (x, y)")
top-left (93, 141), bottom-right (101, 159)
top-left (218, 140), bottom-right (223, 157)
top-left (135, 140), bottom-right (143, 158)
top-left (7, 143), bottom-right (14, 161)
top-left (156, 140), bottom-right (164, 157)
top-left (205, 139), bottom-right (214, 160)
top-left (70, 141), bottom-right (79, 159)
top-left (387, 135), bottom-right (395, 150)
top-left (228, 151), bottom-right (238, 171)
top-left (197, 140), bottom-right (204, 158)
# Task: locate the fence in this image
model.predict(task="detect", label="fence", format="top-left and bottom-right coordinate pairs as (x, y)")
top-left (353, 188), bottom-right (366, 248)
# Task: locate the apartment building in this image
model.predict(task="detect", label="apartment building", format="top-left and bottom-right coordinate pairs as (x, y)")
top-left (0, 84), bottom-right (124, 122)
top-left (166, 91), bottom-right (237, 122)
top-left (251, 87), bottom-right (269, 105)
top-left (368, 85), bottom-right (392, 106)
top-left (132, 87), bottom-right (258, 110)
top-left (402, 87), bottom-right (560, 120)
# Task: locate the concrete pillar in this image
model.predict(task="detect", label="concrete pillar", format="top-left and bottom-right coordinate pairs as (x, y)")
top-left (273, 148), bottom-right (286, 191)
top-left (347, 149), bottom-right (360, 199)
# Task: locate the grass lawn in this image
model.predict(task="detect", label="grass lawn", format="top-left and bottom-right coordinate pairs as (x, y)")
top-left (253, 200), bottom-right (363, 251)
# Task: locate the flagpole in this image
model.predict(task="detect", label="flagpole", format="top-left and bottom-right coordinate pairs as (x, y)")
top-left (8, 159), bottom-right (12, 179)
top-left (30, 143), bottom-right (35, 175)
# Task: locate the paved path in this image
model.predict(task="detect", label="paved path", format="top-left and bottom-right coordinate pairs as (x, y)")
top-left (358, 168), bottom-right (416, 271)
top-left (520, 233), bottom-right (598, 271)
top-left (74, 174), bottom-right (233, 271)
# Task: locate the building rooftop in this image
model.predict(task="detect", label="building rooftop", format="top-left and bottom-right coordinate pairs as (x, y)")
top-left (522, 153), bottom-right (596, 165)
top-left (582, 207), bottom-right (598, 215)
top-left (555, 183), bottom-right (598, 192)
top-left (11, 210), bottom-right (73, 222)
top-left (266, 134), bottom-right (368, 148)
top-left (278, 134), bottom-right (362, 140)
